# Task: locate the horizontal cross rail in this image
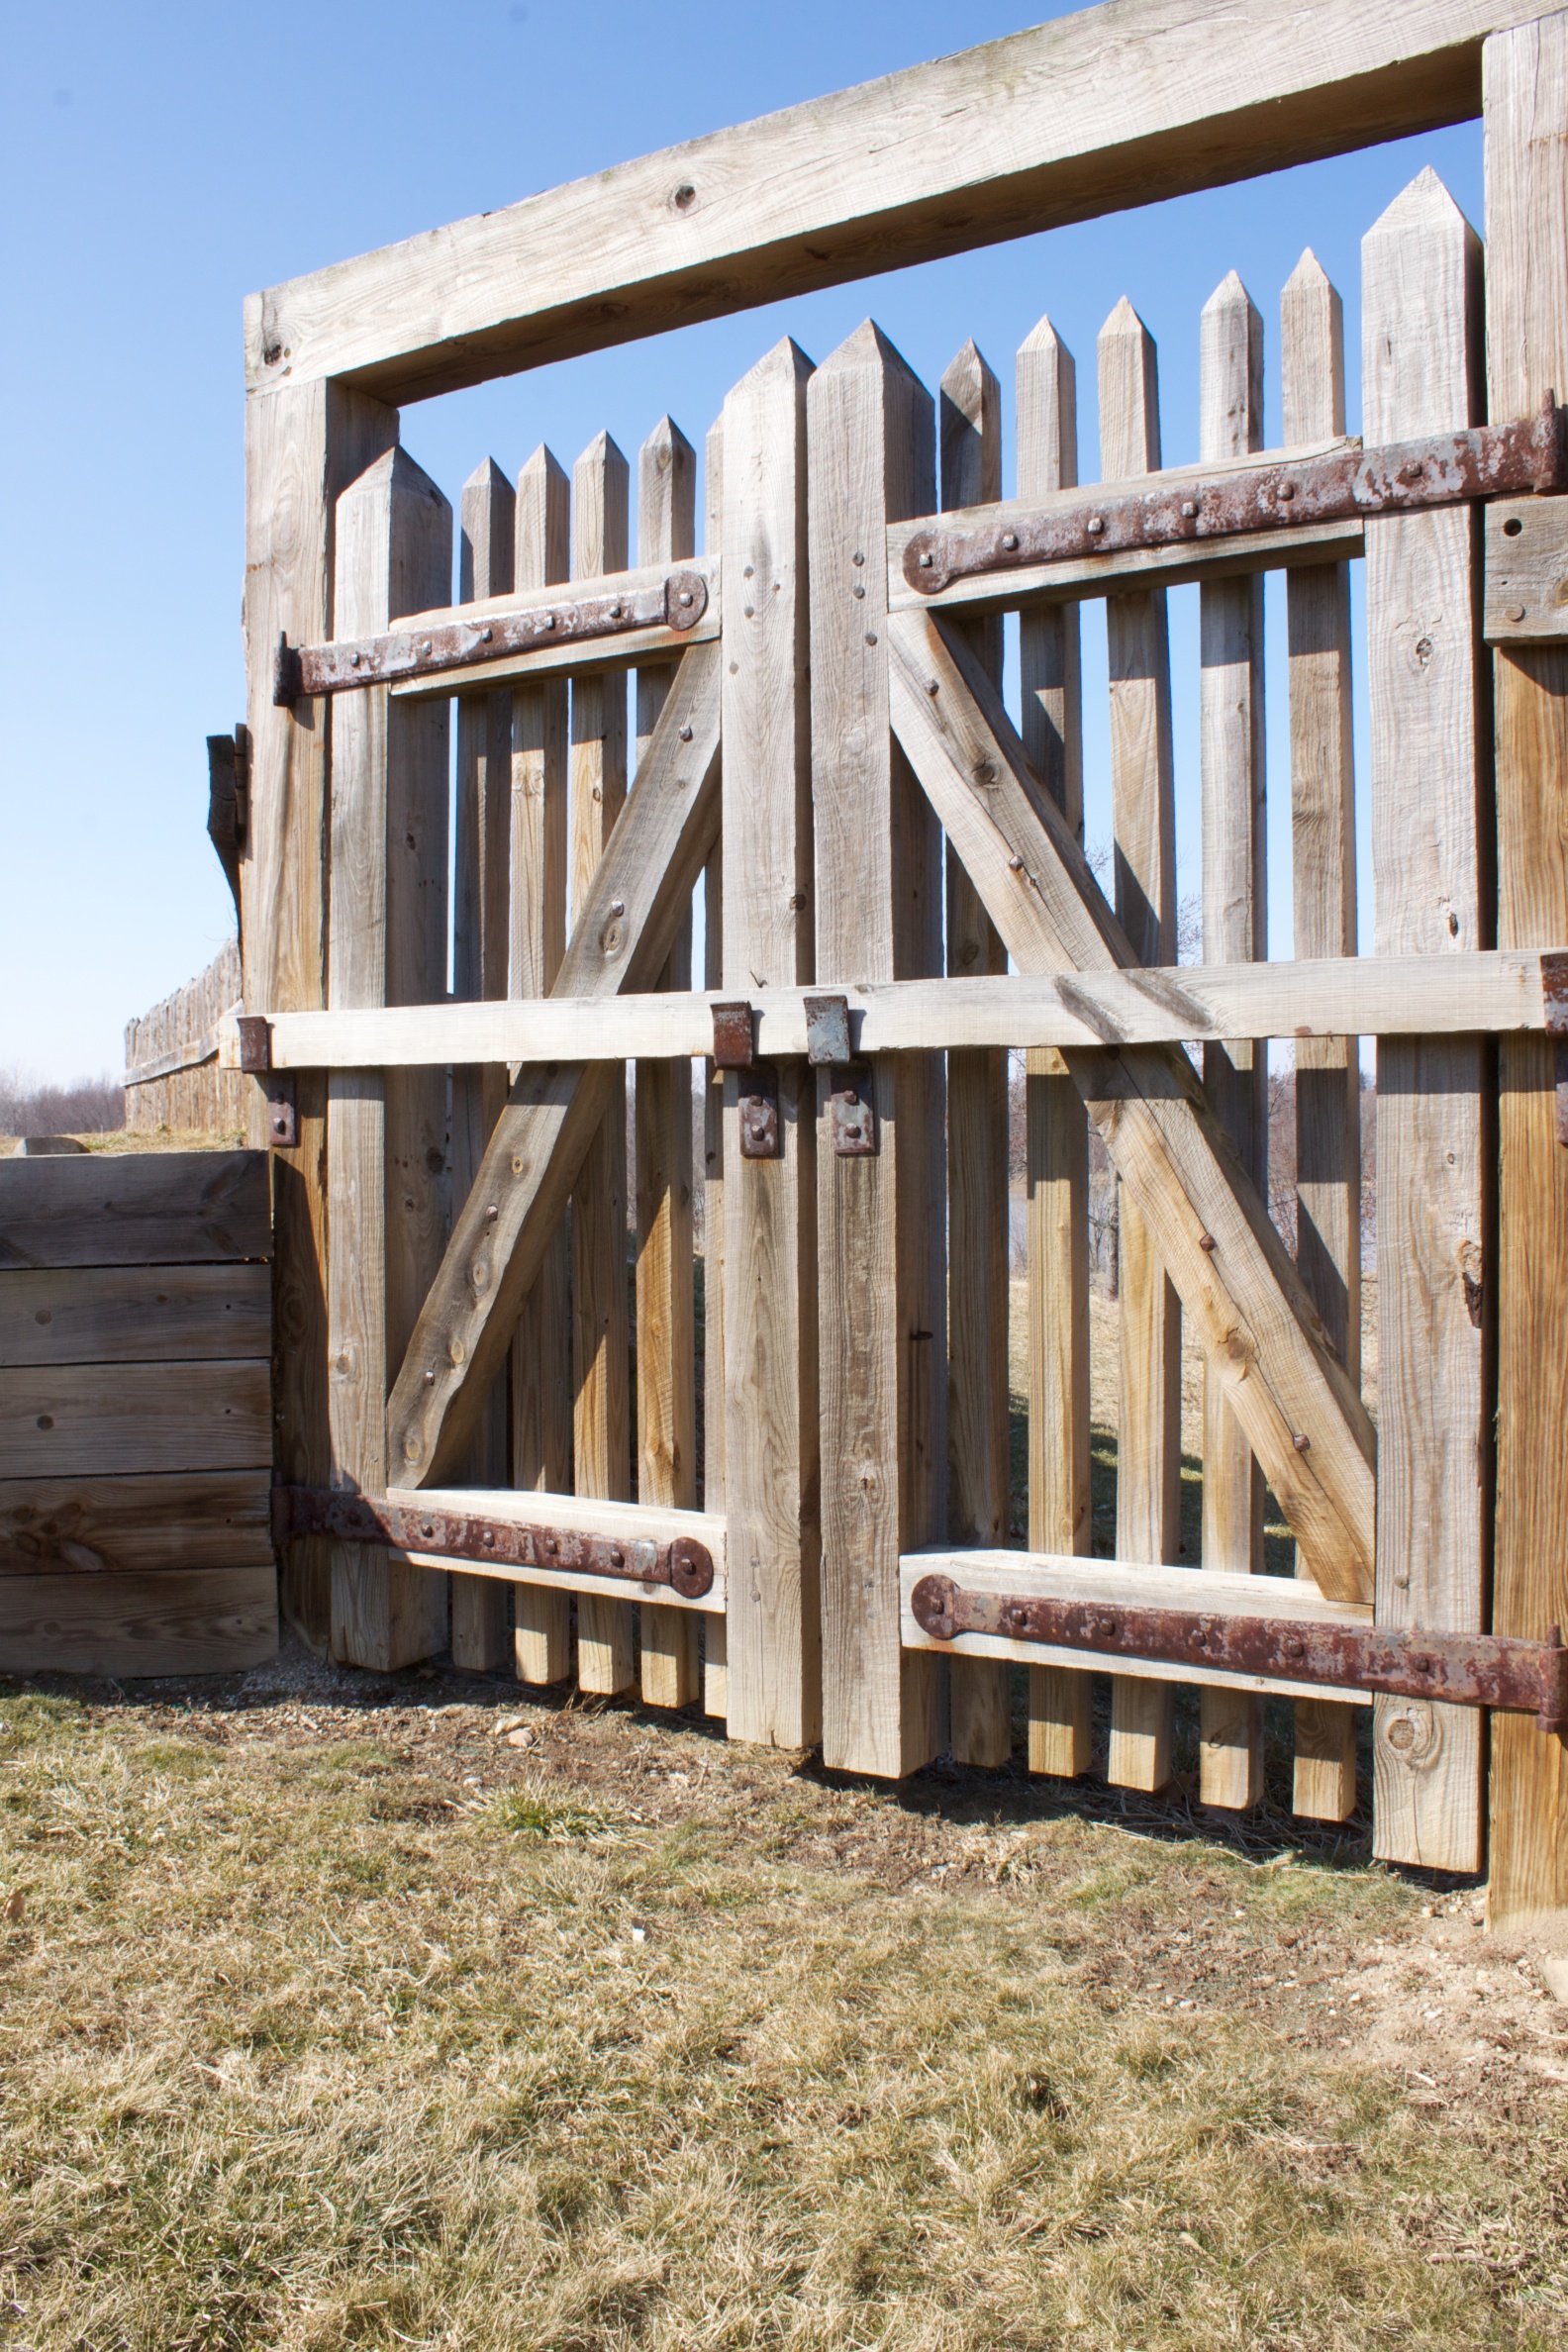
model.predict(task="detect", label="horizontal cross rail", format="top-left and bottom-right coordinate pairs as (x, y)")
top-left (123, 1005), bottom-right (241, 1088)
top-left (273, 561), bottom-right (714, 704)
top-left (892, 402), bottom-right (1564, 604)
top-left (221, 947), bottom-right (1564, 1070)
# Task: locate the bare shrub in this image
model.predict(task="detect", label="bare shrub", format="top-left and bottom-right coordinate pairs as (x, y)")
top-left (0, 1069), bottom-right (125, 1138)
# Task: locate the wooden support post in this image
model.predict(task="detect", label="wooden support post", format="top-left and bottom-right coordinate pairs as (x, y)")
top-left (1198, 271), bottom-right (1267, 1809)
top-left (510, 443), bottom-right (574, 1685)
top-left (242, 382), bottom-right (397, 1654)
top-left (810, 322), bottom-right (943, 1779)
top-left (328, 447), bottom-right (451, 1669)
top-left (570, 432), bottom-right (635, 1694)
top-left (636, 414), bottom-right (699, 1710)
top-left (722, 340), bottom-right (821, 1748)
top-left (1100, 298), bottom-right (1179, 1793)
top-left (939, 340), bottom-right (1012, 1769)
top-left (1283, 249), bottom-right (1362, 1822)
top-left (1364, 169), bottom-right (1491, 1872)
top-left (701, 412), bottom-right (729, 1720)
top-left (1487, 11), bottom-right (1568, 1927)
top-left (451, 455), bottom-right (516, 1671)
top-left (1017, 317), bottom-right (1093, 1780)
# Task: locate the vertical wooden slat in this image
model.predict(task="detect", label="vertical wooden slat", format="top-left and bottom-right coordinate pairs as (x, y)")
top-left (510, 443), bottom-right (574, 1685)
top-left (328, 446), bottom-right (451, 1670)
top-left (939, 340), bottom-right (1012, 1770)
top-left (722, 339), bottom-right (821, 1748)
top-left (450, 456), bottom-right (516, 1672)
top-left (243, 382), bottom-right (398, 1655)
top-left (1282, 248), bottom-right (1362, 1822)
top-left (700, 416), bottom-right (728, 1721)
top-left (1197, 270), bottom-right (1267, 1810)
top-left (1363, 168), bottom-right (1490, 1873)
top-left (1486, 12), bottom-right (1568, 1927)
top-left (810, 321), bottom-right (943, 1779)
top-left (570, 432), bottom-right (635, 1695)
top-left (1018, 318), bottom-right (1093, 1779)
top-left (637, 414), bottom-right (700, 1711)
top-left (1100, 297), bottom-right (1179, 1794)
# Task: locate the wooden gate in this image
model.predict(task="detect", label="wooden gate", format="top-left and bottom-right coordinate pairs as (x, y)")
top-left (236, 0), bottom-right (1568, 1925)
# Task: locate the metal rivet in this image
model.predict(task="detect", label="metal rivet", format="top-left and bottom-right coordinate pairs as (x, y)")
top-left (609, 602), bottom-right (622, 619)
top-left (1294, 1432), bottom-right (1312, 1452)
top-left (851, 583), bottom-right (865, 598)
top-left (1508, 604), bottom-right (1527, 623)
top-left (542, 614), bottom-right (556, 629)
top-left (481, 626), bottom-right (493, 641)
top-left (611, 1547), bottom-right (625, 1567)
top-left (1278, 482), bottom-right (1296, 501)
top-left (678, 724), bottom-right (693, 741)
top-left (926, 677), bottom-right (939, 696)
top-left (1199, 1232), bottom-right (1217, 1251)
top-left (482, 1530), bottom-right (495, 1546)
top-left (1002, 531), bottom-right (1019, 550)
top-left (420, 641), bottom-right (433, 655)
top-left (423, 1370), bottom-right (436, 1387)
top-left (349, 649), bottom-right (361, 666)
top-left (1181, 500), bottom-right (1197, 519)
top-left (852, 550), bottom-right (865, 566)
top-left (1008, 854), bottom-right (1025, 873)
top-left (611, 898), bottom-right (625, 916)
top-left (865, 632), bottom-right (877, 645)
top-left (1087, 517), bottom-right (1105, 537)
top-left (485, 1204), bottom-right (499, 1223)
top-left (678, 590), bottom-right (693, 606)
top-left (919, 550), bottom-right (933, 568)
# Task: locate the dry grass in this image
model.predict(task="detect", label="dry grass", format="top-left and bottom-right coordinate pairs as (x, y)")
top-left (2, 1653), bottom-right (1568, 2350)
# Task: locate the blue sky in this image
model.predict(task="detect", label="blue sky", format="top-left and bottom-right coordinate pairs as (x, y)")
top-left (0, 2), bottom-right (1484, 1082)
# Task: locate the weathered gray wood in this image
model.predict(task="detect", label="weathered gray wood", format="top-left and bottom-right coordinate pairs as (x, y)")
top-left (0, 1152), bottom-right (269, 1271)
top-left (0, 1471), bottom-right (273, 1577)
top-left (0, 1362), bottom-right (271, 1479)
top-left (1484, 493), bottom-right (1568, 637)
top-left (1363, 168), bottom-right (1489, 1873)
top-left (700, 403), bottom-right (728, 1716)
top-left (810, 321), bottom-right (943, 1779)
top-left (0, 1565), bottom-right (276, 1677)
top-left (0, 1264), bottom-right (271, 1368)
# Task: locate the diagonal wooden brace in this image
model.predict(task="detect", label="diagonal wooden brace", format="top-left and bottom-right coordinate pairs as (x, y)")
top-left (888, 607), bottom-right (1375, 1605)
top-left (387, 640), bottom-right (723, 1488)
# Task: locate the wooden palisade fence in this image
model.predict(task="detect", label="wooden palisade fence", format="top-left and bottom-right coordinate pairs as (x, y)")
top-left (234, 0), bottom-right (1568, 1925)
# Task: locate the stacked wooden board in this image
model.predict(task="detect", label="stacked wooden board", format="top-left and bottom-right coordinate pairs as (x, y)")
top-left (0, 1151), bottom-right (276, 1676)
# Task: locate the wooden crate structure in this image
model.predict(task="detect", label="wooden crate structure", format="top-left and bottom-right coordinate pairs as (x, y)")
top-left (0, 1151), bottom-right (276, 1676)
top-left (235, 0), bottom-right (1568, 1924)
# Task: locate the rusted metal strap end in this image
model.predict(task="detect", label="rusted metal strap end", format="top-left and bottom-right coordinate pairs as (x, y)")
top-left (803, 993), bottom-right (852, 1065)
top-left (274, 569), bottom-right (709, 704)
top-left (904, 397), bottom-right (1566, 596)
top-left (271, 1486), bottom-right (715, 1599)
top-left (236, 1016), bottom-right (272, 1074)
top-left (711, 1001), bottom-right (756, 1068)
top-left (909, 1574), bottom-right (1568, 1734)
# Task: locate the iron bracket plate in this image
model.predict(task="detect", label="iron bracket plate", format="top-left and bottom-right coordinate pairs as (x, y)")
top-left (236, 1015), bottom-right (272, 1075)
top-left (711, 1000), bottom-right (756, 1069)
top-left (265, 1076), bottom-right (297, 1151)
top-left (829, 1067), bottom-right (877, 1156)
top-left (272, 1485), bottom-right (715, 1599)
top-left (738, 1061), bottom-right (781, 1159)
top-left (909, 1573), bottom-right (1568, 1734)
top-left (803, 993), bottom-right (853, 1066)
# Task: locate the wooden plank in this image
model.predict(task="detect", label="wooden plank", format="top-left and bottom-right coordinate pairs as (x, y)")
top-left (1282, 246), bottom-right (1362, 1823)
top-left (939, 338), bottom-right (1012, 1770)
top-left (636, 414), bottom-right (700, 1713)
top-left (887, 608), bottom-right (1379, 1607)
top-left (244, 383), bottom-right (397, 1656)
top-left (569, 432), bottom-right (635, 1697)
top-left (0, 1152), bottom-right (269, 1271)
top-left (0, 1470), bottom-right (272, 1576)
top-left (810, 322), bottom-right (943, 1780)
top-left (245, 0), bottom-right (1545, 403)
top-left (1363, 169), bottom-right (1490, 1873)
top-left (700, 417), bottom-right (728, 1717)
top-left (0, 1565), bottom-right (276, 1678)
top-left (1486, 9), bottom-right (1568, 1928)
top-left (1484, 493), bottom-right (1568, 638)
top-left (327, 446), bottom-right (452, 1673)
top-left (1100, 297), bottom-right (1180, 1794)
top-left (724, 338), bottom-right (822, 1750)
top-left (0, 1362), bottom-right (271, 1479)
top-left (386, 645), bottom-right (723, 1485)
top-left (450, 454), bottom-right (517, 1674)
top-left (509, 442), bottom-right (574, 1687)
top-left (1197, 269), bottom-right (1267, 1810)
top-left (0, 1264), bottom-right (270, 1368)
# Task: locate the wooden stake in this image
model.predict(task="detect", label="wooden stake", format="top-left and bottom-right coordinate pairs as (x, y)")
top-left (1100, 297), bottom-right (1179, 1794)
top-left (940, 339), bottom-right (1012, 1769)
top-left (701, 409), bottom-right (729, 1721)
top-left (810, 321), bottom-right (944, 1779)
top-left (1282, 248), bottom-right (1361, 1822)
top-left (1363, 168), bottom-right (1490, 1872)
top-left (1198, 270), bottom-right (1267, 1810)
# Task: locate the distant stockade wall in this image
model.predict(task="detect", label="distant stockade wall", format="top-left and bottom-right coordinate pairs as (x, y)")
top-left (124, 939), bottom-right (250, 1134)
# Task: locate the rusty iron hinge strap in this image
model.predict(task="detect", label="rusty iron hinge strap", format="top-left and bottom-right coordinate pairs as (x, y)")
top-left (274, 569), bottom-right (709, 704)
top-left (903, 398), bottom-right (1566, 596)
top-left (909, 1574), bottom-right (1568, 1734)
top-left (272, 1486), bottom-right (715, 1599)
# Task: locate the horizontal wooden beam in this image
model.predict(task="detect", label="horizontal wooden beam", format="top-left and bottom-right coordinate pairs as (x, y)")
top-left (225, 947), bottom-right (1556, 1069)
top-left (900, 1548), bottom-right (1372, 1705)
top-left (0, 1565), bottom-right (276, 1677)
top-left (384, 1485), bottom-right (726, 1614)
top-left (245, 0), bottom-right (1542, 405)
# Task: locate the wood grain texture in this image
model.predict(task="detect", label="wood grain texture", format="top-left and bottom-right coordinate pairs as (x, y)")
top-left (0, 1265), bottom-right (271, 1368)
top-left (940, 338), bottom-right (1011, 1768)
top-left (0, 1565), bottom-right (276, 1678)
top-left (1100, 297), bottom-right (1179, 1794)
top-left (1198, 269), bottom-right (1267, 1810)
top-left (0, 1361), bottom-right (271, 1479)
top-left (245, 0), bottom-right (1545, 403)
top-left (1363, 168), bottom-right (1490, 1872)
top-left (721, 339), bottom-right (821, 1748)
top-left (0, 1153), bottom-right (269, 1272)
top-left (0, 1470), bottom-right (272, 1577)
top-left (1282, 246), bottom-right (1361, 1822)
top-left (1486, 9), bottom-right (1568, 1927)
top-left (810, 322), bottom-right (943, 1779)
